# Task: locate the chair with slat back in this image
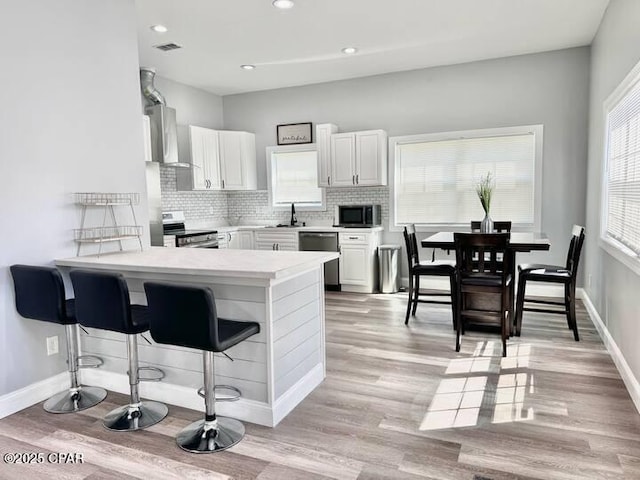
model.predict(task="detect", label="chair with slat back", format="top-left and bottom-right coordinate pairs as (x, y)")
top-left (403, 224), bottom-right (457, 327)
top-left (454, 233), bottom-right (512, 357)
top-left (515, 225), bottom-right (585, 341)
top-left (470, 221), bottom-right (512, 266)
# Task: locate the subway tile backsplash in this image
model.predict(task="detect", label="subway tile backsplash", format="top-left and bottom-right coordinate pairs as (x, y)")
top-left (160, 166), bottom-right (228, 219)
top-left (227, 187), bottom-right (389, 225)
top-left (160, 165), bottom-right (389, 225)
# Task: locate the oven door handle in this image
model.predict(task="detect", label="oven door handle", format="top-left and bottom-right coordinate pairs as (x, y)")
top-left (184, 240), bottom-right (219, 248)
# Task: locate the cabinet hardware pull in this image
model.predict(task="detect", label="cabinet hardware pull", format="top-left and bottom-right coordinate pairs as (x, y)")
top-left (327, 175), bottom-right (330, 185)
top-left (352, 175), bottom-right (355, 185)
top-left (222, 179), bottom-right (225, 189)
top-left (349, 236), bottom-right (358, 240)
top-left (356, 174), bottom-right (359, 184)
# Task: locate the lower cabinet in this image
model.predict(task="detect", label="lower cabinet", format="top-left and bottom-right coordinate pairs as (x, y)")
top-left (339, 231), bottom-right (380, 293)
top-left (220, 230), bottom-right (254, 249)
top-left (253, 229), bottom-right (299, 251)
top-left (237, 231), bottom-right (254, 249)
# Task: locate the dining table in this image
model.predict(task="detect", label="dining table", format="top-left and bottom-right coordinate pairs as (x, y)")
top-left (421, 231), bottom-right (551, 334)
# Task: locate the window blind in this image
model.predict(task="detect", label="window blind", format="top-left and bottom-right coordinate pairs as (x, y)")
top-left (271, 150), bottom-right (322, 206)
top-left (395, 132), bottom-right (536, 225)
top-left (605, 78), bottom-right (640, 254)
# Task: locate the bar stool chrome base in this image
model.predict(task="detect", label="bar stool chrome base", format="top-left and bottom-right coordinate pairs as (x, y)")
top-left (103, 400), bottom-right (168, 432)
top-left (176, 417), bottom-right (244, 453)
top-left (43, 386), bottom-right (107, 414)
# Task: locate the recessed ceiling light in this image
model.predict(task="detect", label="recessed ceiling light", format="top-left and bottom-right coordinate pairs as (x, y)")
top-left (150, 24), bottom-right (168, 33)
top-left (272, 0), bottom-right (295, 9)
top-left (341, 47), bottom-right (358, 55)
top-left (240, 64), bottom-right (256, 70)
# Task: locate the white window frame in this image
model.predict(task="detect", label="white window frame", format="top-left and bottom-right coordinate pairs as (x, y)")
top-left (266, 143), bottom-right (326, 211)
top-left (599, 59), bottom-right (640, 276)
top-left (388, 125), bottom-right (543, 232)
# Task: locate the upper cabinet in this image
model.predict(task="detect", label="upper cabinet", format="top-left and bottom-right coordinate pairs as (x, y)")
top-left (177, 126), bottom-right (257, 191)
top-left (316, 123), bottom-right (337, 187)
top-left (320, 128), bottom-right (387, 188)
top-left (219, 130), bottom-right (256, 190)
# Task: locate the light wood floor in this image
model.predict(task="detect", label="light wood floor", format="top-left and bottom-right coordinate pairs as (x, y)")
top-left (1, 292), bottom-right (639, 480)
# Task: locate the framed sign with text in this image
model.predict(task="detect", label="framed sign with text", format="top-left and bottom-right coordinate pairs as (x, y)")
top-left (277, 122), bottom-right (313, 145)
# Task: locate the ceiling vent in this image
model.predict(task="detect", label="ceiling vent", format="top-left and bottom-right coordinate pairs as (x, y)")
top-left (153, 43), bottom-right (182, 52)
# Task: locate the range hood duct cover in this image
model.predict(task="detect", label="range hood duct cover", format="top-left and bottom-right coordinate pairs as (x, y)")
top-left (140, 67), bottom-right (188, 167)
top-left (140, 67), bottom-right (166, 106)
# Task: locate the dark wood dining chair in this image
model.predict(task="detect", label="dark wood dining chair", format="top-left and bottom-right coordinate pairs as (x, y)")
top-left (454, 233), bottom-right (512, 357)
top-left (470, 221), bottom-right (512, 233)
top-left (515, 225), bottom-right (585, 341)
top-left (403, 224), bottom-right (456, 327)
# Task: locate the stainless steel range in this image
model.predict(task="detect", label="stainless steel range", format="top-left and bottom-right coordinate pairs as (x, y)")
top-left (162, 211), bottom-right (218, 248)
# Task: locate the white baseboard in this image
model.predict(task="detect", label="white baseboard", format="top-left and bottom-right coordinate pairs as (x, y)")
top-left (581, 291), bottom-right (640, 414)
top-left (82, 363), bottom-right (325, 428)
top-left (272, 363), bottom-right (324, 426)
top-left (0, 372), bottom-right (69, 420)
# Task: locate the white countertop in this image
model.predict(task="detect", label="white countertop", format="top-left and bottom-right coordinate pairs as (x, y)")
top-left (55, 247), bottom-right (339, 280)
top-left (216, 225), bottom-right (383, 234)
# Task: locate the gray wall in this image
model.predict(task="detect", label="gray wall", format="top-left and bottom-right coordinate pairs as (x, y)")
top-left (223, 48), bottom-right (591, 273)
top-left (0, 0), bottom-right (149, 396)
top-left (146, 76), bottom-right (224, 129)
top-left (584, 0), bottom-right (640, 387)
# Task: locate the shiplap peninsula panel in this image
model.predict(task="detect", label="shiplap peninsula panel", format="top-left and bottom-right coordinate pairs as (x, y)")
top-left (56, 248), bottom-right (336, 426)
top-left (272, 269), bottom-right (323, 398)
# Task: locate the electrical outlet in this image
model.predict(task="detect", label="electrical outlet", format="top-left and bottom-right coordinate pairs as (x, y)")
top-left (46, 336), bottom-right (59, 356)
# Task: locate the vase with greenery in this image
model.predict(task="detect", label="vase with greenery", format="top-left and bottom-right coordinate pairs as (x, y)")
top-left (476, 171), bottom-right (494, 233)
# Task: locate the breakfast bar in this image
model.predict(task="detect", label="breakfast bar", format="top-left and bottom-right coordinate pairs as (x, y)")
top-left (55, 247), bottom-right (338, 427)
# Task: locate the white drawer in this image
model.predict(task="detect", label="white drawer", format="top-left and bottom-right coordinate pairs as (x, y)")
top-left (255, 230), bottom-right (298, 242)
top-left (339, 232), bottom-right (369, 244)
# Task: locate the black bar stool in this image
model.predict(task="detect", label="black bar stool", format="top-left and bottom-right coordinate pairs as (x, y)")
top-left (70, 269), bottom-right (168, 431)
top-left (144, 282), bottom-right (260, 453)
top-left (9, 265), bottom-right (107, 413)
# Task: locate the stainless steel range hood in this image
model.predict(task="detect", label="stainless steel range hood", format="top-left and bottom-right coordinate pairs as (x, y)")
top-left (140, 67), bottom-right (189, 168)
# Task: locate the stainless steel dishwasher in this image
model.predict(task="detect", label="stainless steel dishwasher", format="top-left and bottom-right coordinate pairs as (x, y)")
top-left (299, 232), bottom-right (340, 290)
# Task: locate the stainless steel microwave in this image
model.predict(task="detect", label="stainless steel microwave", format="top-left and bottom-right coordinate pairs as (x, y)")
top-left (335, 205), bottom-right (382, 227)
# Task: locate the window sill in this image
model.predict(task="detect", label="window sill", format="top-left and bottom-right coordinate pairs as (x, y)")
top-left (272, 204), bottom-right (326, 212)
top-left (599, 236), bottom-right (640, 277)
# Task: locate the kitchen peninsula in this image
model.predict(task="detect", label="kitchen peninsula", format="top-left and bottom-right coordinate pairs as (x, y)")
top-left (55, 247), bottom-right (338, 427)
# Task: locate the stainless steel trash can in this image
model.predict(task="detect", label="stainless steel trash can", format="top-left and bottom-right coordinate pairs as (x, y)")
top-left (378, 244), bottom-right (401, 293)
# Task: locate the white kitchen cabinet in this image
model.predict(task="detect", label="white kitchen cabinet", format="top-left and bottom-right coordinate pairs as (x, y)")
top-left (339, 230), bottom-right (381, 293)
top-left (330, 130), bottom-right (387, 187)
top-left (177, 127), bottom-right (256, 191)
top-left (219, 131), bottom-right (257, 190)
top-left (143, 115), bottom-right (153, 163)
top-left (237, 231), bottom-right (254, 249)
top-left (217, 232), bottom-right (228, 248)
top-left (254, 229), bottom-right (298, 251)
top-left (218, 230), bottom-right (253, 249)
top-left (330, 133), bottom-right (357, 187)
top-left (316, 123), bottom-right (338, 187)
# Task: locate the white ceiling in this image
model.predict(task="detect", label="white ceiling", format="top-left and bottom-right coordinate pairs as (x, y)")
top-left (135, 0), bottom-right (609, 96)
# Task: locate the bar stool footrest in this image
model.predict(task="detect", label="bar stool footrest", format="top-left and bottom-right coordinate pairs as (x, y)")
top-left (197, 385), bottom-right (241, 402)
top-left (126, 366), bottom-right (165, 382)
top-left (76, 354), bottom-right (104, 369)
